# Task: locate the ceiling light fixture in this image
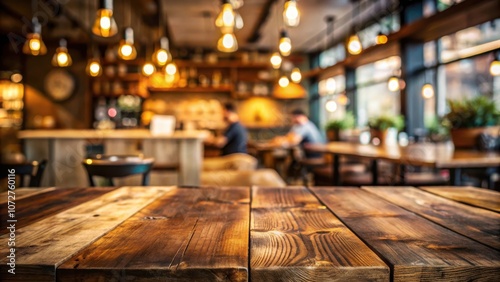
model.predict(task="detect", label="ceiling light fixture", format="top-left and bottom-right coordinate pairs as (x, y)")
top-left (92, 0), bottom-right (118, 37)
top-left (217, 31), bottom-right (238, 53)
top-left (290, 67), bottom-right (302, 83)
top-left (52, 39), bottom-right (72, 67)
top-left (216, 0), bottom-right (239, 33)
top-left (153, 37), bottom-right (172, 66)
top-left (283, 0), bottom-right (300, 27)
top-left (347, 0), bottom-right (362, 55)
top-left (270, 52), bottom-right (282, 69)
top-left (23, 17), bottom-right (47, 56)
top-left (421, 83), bottom-right (434, 99)
top-left (165, 62), bottom-right (178, 76)
top-left (387, 75), bottom-right (400, 92)
top-left (279, 29), bottom-right (292, 56)
top-left (278, 76), bottom-right (289, 88)
top-left (118, 27), bottom-right (137, 60)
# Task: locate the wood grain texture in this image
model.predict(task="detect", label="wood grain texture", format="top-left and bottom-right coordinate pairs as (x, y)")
top-left (0, 186), bottom-right (172, 282)
top-left (363, 186), bottom-right (500, 250)
top-left (0, 187), bottom-right (117, 234)
top-left (421, 186), bottom-right (500, 212)
top-left (58, 186), bottom-right (250, 282)
top-left (0, 187), bottom-right (55, 204)
top-left (251, 186), bottom-right (389, 282)
top-left (311, 187), bottom-right (500, 282)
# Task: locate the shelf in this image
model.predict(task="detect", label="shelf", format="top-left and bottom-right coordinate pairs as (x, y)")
top-left (148, 86), bottom-right (233, 93)
top-left (92, 73), bottom-right (141, 82)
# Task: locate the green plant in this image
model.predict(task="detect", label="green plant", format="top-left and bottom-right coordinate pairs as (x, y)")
top-left (368, 114), bottom-right (405, 131)
top-left (325, 112), bottom-right (356, 131)
top-left (443, 96), bottom-right (500, 129)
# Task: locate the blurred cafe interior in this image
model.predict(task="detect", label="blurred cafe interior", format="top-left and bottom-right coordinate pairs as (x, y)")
top-left (0, 0), bottom-right (499, 190)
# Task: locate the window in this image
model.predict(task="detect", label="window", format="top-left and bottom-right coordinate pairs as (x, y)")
top-left (358, 15), bottom-right (400, 50)
top-left (318, 75), bottom-right (346, 130)
top-left (319, 44), bottom-right (346, 69)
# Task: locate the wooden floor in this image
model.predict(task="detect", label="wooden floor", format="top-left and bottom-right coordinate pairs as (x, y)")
top-left (0, 185), bottom-right (499, 281)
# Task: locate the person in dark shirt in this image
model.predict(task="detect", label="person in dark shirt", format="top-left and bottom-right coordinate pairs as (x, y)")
top-left (206, 103), bottom-right (248, 155)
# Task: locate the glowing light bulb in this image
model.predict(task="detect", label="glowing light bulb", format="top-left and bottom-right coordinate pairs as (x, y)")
top-left (279, 76), bottom-right (289, 88)
top-left (142, 62), bottom-right (155, 77)
top-left (490, 60), bottom-right (500, 76)
top-left (165, 63), bottom-right (177, 75)
top-left (283, 0), bottom-right (300, 27)
top-left (30, 39), bottom-right (40, 51)
top-left (376, 32), bottom-right (388, 45)
top-left (387, 76), bottom-right (400, 92)
top-left (117, 28), bottom-right (137, 60)
top-left (291, 68), bottom-right (301, 83)
top-left (347, 34), bottom-right (362, 55)
top-left (279, 31), bottom-right (292, 56)
top-left (217, 32), bottom-right (238, 53)
top-left (216, 3), bottom-right (237, 33)
top-left (87, 59), bottom-right (102, 77)
top-left (23, 18), bottom-right (47, 56)
top-left (421, 83), bottom-right (434, 99)
top-left (52, 39), bottom-right (72, 67)
top-left (325, 100), bottom-right (338, 112)
top-left (92, 0), bottom-right (118, 37)
top-left (120, 45), bottom-right (132, 57)
top-left (270, 52), bottom-right (282, 69)
top-left (325, 78), bottom-right (336, 94)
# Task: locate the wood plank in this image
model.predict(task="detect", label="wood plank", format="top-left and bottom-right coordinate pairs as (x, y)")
top-left (311, 187), bottom-right (500, 282)
top-left (0, 187), bottom-right (117, 234)
top-left (58, 186), bottom-right (250, 282)
top-left (0, 186), bottom-right (172, 282)
top-left (421, 186), bottom-right (500, 213)
top-left (251, 186), bottom-right (389, 282)
top-left (0, 187), bottom-right (56, 204)
top-left (363, 186), bottom-right (500, 250)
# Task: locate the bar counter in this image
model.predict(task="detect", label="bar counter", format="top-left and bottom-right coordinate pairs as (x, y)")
top-left (18, 129), bottom-right (209, 187)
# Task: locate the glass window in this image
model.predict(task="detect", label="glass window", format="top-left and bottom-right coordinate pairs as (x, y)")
top-left (319, 44), bottom-right (346, 69)
top-left (437, 0), bottom-right (465, 12)
top-left (318, 75), bottom-right (347, 130)
top-left (356, 56), bottom-right (401, 85)
top-left (358, 15), bottom-right (400, 49)
top-left (424, 41), bottom-right (437, 67)
top-left (439, 19), bottom-right (500, 63)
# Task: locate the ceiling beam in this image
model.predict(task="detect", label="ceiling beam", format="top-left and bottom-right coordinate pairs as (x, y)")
top-left (247, 0), bottom-right (277, 44)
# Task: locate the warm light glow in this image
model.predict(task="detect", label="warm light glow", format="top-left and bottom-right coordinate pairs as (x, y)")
top-left (387, 76), bottom-right (400, 92)
top-left (216, 3), bottom-right (236, 33)
top-left (52, 39), bottom-right (72, 67)
top-left (279, 33), bottom-right (292, 57)
top-left (142, 62), bottom-right (156, 76)
top-left (235, 12), bottom-right (244, 29)
top-left (153, 37), bottom-right (171, 66)
top-left (10, 73), bottom-right (23, 83)
top-left (278, 76), bottom-right (289, 88)
top-left (155, 50), bottom-right (169, 65)
top-left (290, 68), bottom-right (302, 83)
top-left (119, 44), bottom-right (133, 57)
top-left (118, 27), bottom-right (137, 60)
top-left (325, 100), bottom-right (338, 112)
top-left (490, 60), bottom-right (500, 76)
top-left (325, 78), bottom-right (336, 94)
top-left (86, 59), bottom-right (102, 77)
top-left (217, 32), bottom-right (238, 53)
top-left (270, 52), bottom-right (282, 69)
top-left (376, 32), bottom-right (388, 45)
top-left (421, 83), bottom-right (434, 99)
top-left (92, 0), bottom-right (118, 38)
top-left (338, 94), bottom-right (349, 105)
top-left (23, 30), bottom-right (47, 56)
top-left (283, 0), bottom-right (300, 27)
top-left (30, 39), bottom-right (40, 51)
top-left (347, 34), bottom-right (362, 55)
top-left (165, 62), bottom-right (177, 75)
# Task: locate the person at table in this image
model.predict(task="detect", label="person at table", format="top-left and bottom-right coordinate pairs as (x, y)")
top-left (273, 109), bottom-right (325, 159)
top-left (205, 103), bottom-right (248, 156)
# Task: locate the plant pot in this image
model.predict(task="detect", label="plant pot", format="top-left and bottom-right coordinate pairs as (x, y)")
top-left (450, 126), bottom-right (500, 149)
top-left (326, 129), bottom-right (340, 142)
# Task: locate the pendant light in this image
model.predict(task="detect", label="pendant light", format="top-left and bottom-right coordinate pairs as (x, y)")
top-left (490, 51), bottom-right (500, 76)
top-left (387, 75), bottom-right (400, 92)
top-left (118, 27), bottom-right (137, 60)
top-left (270, 52), bottom-right (282, 69)
top-left (165, 62), bottom-right (178, 76)
top-left (278, 75), bottom-right (289, 88)
top-left (92, 0), bottom-right (118, 37)
top-left (279, 29), bottom-right (292, 57)
top-left (152, 37), bottom-right (172, 66)
top-left (283, 0), bottom-right (300, 27)
top-left (375, 32), bottom-right (388, 45)
top-left (86, 4), bottom-right (102, 77)
top-left (52, 39), bottom-right (72, 67)
top-left (290, 67), bottom-right (302, 83)
top-left (216, 0), bottom-right (236, 33)
top-left (421, 70), bottom-right (434, 99)
top-left (142, 36), bottom-right (156, 77)
top-left (217, 31), bottom-right (238, 53)
top-left (23, 18), bottom-right (47, 56)
top-left (347, 0), bottom-right (362, 55)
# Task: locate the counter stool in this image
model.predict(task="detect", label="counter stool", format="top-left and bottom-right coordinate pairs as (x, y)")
top-left (82, 155), bottom-right (154, 186)
top-left (0, 160), bottom-right (47, 187)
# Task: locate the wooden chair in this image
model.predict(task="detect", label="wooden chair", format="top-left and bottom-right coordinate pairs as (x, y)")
top-left (82, 155), bottom-right (154, 186)
top-left (0, 160), bottom-right (47, 187)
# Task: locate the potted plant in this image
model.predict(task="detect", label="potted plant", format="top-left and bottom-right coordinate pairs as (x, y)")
top-left (325, 112), bottom-right (355, 141)
top-left (426, 116), bottom-right (449, 143)
top-left (443, 96), bottom-right (500, 148)
top-left (368, 114), bottom-right (405, 145)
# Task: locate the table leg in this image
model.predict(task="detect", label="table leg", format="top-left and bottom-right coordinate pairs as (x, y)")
top-left (371, 160), bottom-right (378, 185)
top-left (450, 168), bottom-right (462, 186)
top-left (332, 154), bottom-right (340, 186)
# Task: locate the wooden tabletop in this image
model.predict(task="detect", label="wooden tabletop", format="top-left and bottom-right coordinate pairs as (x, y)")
top-left (1, 186), bottom-right (499, 281)
top-left (306, 142), bottom-right (500, 168)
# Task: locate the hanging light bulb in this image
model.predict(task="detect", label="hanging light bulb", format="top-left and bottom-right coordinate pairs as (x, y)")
top-left (234, 12), bottom-right (244, 30)
top-left (86, 58), bottom-right (102, 77)
top-left (142, 62), bottom-right (156, 77)
top-left (421, 83), bottom-right (434, 99)
top-left (270, 52), bottom-right (282, 69)
top-left (325, 100), bottom-right (338, 112)
top-left (215, 1), bottom-right (236, 33)
top-left (165, 62), bottom-right (178, 76)
top-left (283, 0), bottom-right (300, 27)
top-left (23, 18), bottom-right (47, 56)
top-left (118, 27), bottom-right (137, 60)
top-left (376, 32), bottom-right (388, 45)
top-left (387, 76), bottom-right (400, 92)
top-left (291, 68), bottom-right (302, 83)
top-left (152, 37), bottom-right (172, 66)
top-left (92, 0), bottom-right (118, 37)
top-left (347, 34), bottom-right (362, 55)
top-left (490, 53), bottom-right (500, 76)
top-left (217, 32), bottom-right (238, 53)
top-left (229, 0), bottom-right (244, 9)
top-left (52, 39), bottom-right (72, 67)
top-left (278, 76), bottom-right (289, 88)
top-left (279, 30), bottom-right (292, 57)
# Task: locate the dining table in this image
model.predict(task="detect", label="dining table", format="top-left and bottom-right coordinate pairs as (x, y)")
top-left (306, 141), bottom-right (500, 186)
top-left (1, 185), bottom-right (499, 281)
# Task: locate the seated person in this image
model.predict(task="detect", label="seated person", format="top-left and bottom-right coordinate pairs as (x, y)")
top-left (205, 103), bottom-right (248, 156)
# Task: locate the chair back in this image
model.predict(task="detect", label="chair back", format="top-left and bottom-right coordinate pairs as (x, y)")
top-left (0, 160), bottom-right (47, 187)
top-left (82, 155), bottom-right (154, 186)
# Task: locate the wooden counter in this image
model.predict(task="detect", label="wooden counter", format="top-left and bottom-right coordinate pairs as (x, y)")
top-left (18, 130), bottom-right (208, 187)
top-left (1, 185), bottom-right (498, 281)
